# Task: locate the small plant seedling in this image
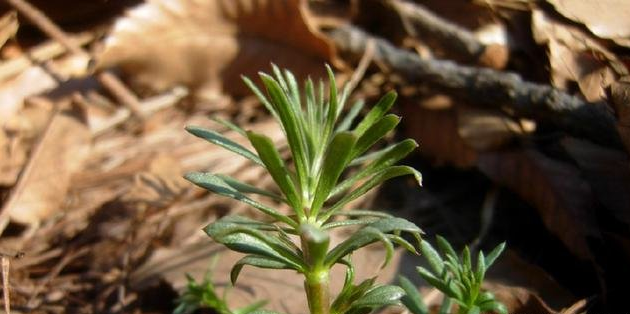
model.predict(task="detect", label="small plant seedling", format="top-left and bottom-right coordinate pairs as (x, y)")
top-left (184, 64), bottom-right (423, 314)
top-left (174, 257), bottom-right (267, 314)
top-left (399, 236), bottom-right (507, 314)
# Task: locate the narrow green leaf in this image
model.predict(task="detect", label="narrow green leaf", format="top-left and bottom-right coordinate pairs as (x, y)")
top-left (234, 300), bottom-right (268, 314)
top-left (184, 172), bottom-right (295, 227)
top-left (283, 68), bottom-right (301, 111)
top-left (354, 91), bottom-right (397, 137)
top-left (242, 76), bottom-right (278, 119)
top-left (323, 166), bottom-right (422, 220)
top-left (437, 297), bottom-right (452, 314)
top-left (211, 117), bottom-right (247, 138)
top-left (325, 217), bottom-right (422, 267)
top-left (350, 284), bottom-right (405, 308)
top-left (185, 126), bottom-right (263, 166)
top-left (399, 276), bottom-right (428, 314)
top-left (258, 73), bottom-right (310, 201)
top-left (337, 100), bottom-right (365, 132)
top-left (246, 131), bottom-right (302, 215)
top-left (462, 246), bottom-right (472, 274)
top-left (388, 234), bottom-right (417, 254)
top-left (479, 300), bottom-right (507, 314)
top-left (484, 242), bottom-right (506, 270)
top-left (351, 114), bottom-right (400, 159)
top-left (332, 139), bottom-right (418, 198)
top-left (466, 305), bottom-right (480, 314)
top-left (328, 209), bottom-right (392, 218)
top-left (420, 241), bottom-right (444, 274)
top-left (436, 235), bottom-right (458, 260)
top-left (322, 218), bottom-right (379, 230)
top-left (215, 174), bottom-right (284, 202)
top-left (322, 64), bottom-right (339, 144)
top-left (416, 267), bottom-right (451, 297)
top-left (231, 255), bottom-right (295, 285)
top-left (324, 226), bottom-right (390, 267)
top-left (205, 219), bottom-right (305, 269)
top-left (475, 251), bottom-right (486, 284)
top-left (310, 132), bottom-right (357, 216)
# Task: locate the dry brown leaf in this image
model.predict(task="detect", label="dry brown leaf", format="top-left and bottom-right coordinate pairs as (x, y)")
top-left (0, 99), bottom-right (54, 186)
top-left (0, 67), bottom-right (57, 126)
top-left (0, 11), bottom-right (17, 49)
top-left (532, 10), bottom-right (620, 102)
top-left (97, 0), bottom-right (337, 100)
top-left (478, 149), bottom-right (599, 259)
top-left (401, 98), bottom-right (478, 168)
top-left (546, 0), bottom-right (630, 48)
top-left (1, 105), bottom-right (91, 228)
top-left (457, 108), bottom-right (532, 151)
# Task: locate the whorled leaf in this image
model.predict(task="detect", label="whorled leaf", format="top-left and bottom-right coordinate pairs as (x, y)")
top-left (322, 166), bottom-right (422, 221)
top-left (324, 217), bottom-right (422, 267)
top-left (186, 126), bottom-right (263, 166)
top-left (204, 216), bottom-right (305, 271)
top-left (231, 255), bottom-right (297, 285)
top-left (310, 131), bottom-right (357, 216)
top-left (353, 91), bottom-right (397, 137)
top-left (184, 172), bottom-right (296, 227)
top-left (398, 276), bottom-right (428, 314)
top-left (247, 131), bottom-right (302, 212)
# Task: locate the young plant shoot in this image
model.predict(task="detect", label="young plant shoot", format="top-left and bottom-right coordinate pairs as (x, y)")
top-left (399, 236), bottom-right (507, 314)
top-left (185, 65), bottom-right (423, 314)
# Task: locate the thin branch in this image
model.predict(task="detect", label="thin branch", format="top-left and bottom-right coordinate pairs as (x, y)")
top-left (388, 0), bottom-right (485, 62)
top-left (4, 0), bottom-right (145, 120)
top-left (328, 25), bottom-right (623, 149)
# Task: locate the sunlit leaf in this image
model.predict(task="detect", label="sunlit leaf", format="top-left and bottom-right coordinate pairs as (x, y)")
top-left (247, 131), bottom-right (302, 214)
top-left (184, 172), bottom-right (295, 227)
top-left (353, 91), bottom-right (397, 137)
top-left (323, 166), bottom-right (422, 220)
top-left (216, 174), bottom-right (284, 202)
top-left (205, 217), bottom-right (305, 270)
top-left (259, 73), bottom-right (309, 195)
top-left (349, 284), bottom-right (404, 310)
top-left (333, 139), bottom-right (418, 197)
top-left (351, 114), bottom-right (400, 159)
top-left (399, 276), bottom-right (428, 314)
top-left (231, 255), bottom-right (296, 285)
top-left (337, 99), bottom-right (365, 132)
top-left (311, 131), bottom-right (357, 216)
top-left (186, 126), bottom-right (262, 166)
top-left (484, 242), bottom-right (506, 270)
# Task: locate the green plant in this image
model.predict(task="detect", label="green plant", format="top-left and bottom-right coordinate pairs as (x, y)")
top-left (173, 273), bottom-right (267, 314)
top-left (184, 65), bottom-right (423, 314)
top-left (399, 236), bottom-right (507, 314)
top-left (174, 257), bottom-right (267, 314)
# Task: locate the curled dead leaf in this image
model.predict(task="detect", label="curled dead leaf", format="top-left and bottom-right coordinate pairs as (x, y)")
top-left (457, 108), bottom-right (533, 151)
top-left (97, 0), bottom-right (338, 100)
top-left (478, 149), bottom-right (599, 260)
top-left (546, 0), bottom-right (630, 48)
top-left (532, 10), bottom-right (621, 102)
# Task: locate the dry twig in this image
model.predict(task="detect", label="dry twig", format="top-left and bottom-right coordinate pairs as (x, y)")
top-left (4, 0), bottom-right (145, 120)
top-left (329, 25), bottom-right (623, 149)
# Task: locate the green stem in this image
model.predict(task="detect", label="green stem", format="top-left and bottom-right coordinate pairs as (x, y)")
top-left (305, 270), bottom-right (330, 314)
